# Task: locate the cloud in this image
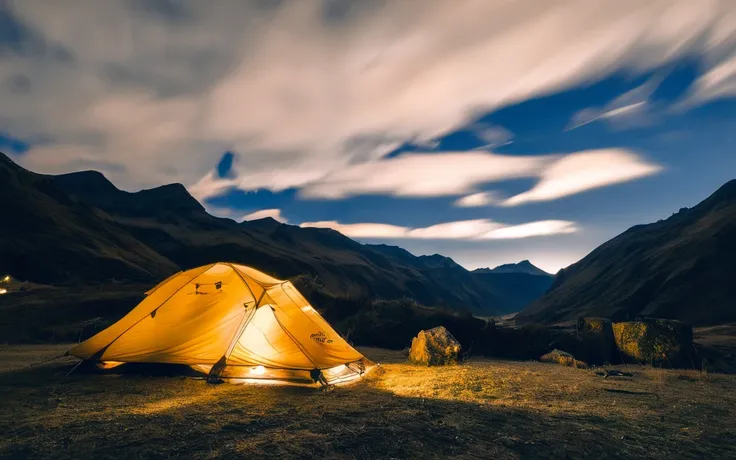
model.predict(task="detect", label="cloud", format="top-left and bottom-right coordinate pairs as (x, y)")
top-left (0, 0), bottom-right (733, 197)
top-left (566, 75), bottom-right (665, 131)
top-left (471, 123), bottom-right (513, 148)
top-left (501, 149), bottom-right (662, 206)
top-left (299, 148), bottom-right (661, 205)
top-left (480, 220), bottom-right (578, 239)
top-left (454, 191), bottom-right (502, 207)
top-left (300, 221), bottom-right (409, 239)
top-left (300, 218), bottom-right (578, 240)
top-left (678, 52), bottom-right (736, 108)
top-left (242, 208), bottom-right (288, 223)
top-left (299, 150), bottom-right (553, 199)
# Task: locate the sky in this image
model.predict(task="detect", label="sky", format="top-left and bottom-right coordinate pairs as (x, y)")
top-left (1, 0), bottom-right (736, 273)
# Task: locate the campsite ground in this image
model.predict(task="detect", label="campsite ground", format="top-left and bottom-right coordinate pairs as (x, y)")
top-left (1, 346), bottom-right (735, 459)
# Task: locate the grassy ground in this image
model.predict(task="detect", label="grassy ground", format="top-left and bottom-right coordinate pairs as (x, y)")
top-left (1, 346), bottom-right (735, 459)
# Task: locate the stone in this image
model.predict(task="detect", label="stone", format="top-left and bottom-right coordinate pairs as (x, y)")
top-left (539, 349), bottom-right (588, 369)
top-left (613, 319), bottom-right (694, 366)
top-left (408, 326), bottom-right (462, 366)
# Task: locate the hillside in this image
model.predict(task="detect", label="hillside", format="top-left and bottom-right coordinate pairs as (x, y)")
top-left (517, 179), bottom-right (736, 326)
top-left (0, 152), bottom-right (548, 316)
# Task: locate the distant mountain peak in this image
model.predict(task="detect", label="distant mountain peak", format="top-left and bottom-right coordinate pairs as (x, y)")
top-left (474, 260), bottom-right (551, 276)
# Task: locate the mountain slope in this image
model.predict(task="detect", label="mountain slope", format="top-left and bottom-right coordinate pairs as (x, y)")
top-left (0, 154), bottom-right (179, 284)
top-left (517, 179), bottom-right (736, 326)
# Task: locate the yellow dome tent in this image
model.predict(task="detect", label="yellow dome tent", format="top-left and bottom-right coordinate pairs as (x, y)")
top-left (68, 262), bottom-right (373, 386)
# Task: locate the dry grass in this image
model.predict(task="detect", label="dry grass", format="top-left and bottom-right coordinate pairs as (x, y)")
top-left (1, 345), bottom-right (735, 459)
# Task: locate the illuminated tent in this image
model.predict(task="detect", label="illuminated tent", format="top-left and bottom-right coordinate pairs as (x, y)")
top-left (68, 262), bottom-right (373, 386)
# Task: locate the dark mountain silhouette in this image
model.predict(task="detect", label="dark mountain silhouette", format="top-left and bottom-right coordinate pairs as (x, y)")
top-left (0, 152), bottom-right (547, 315)
top-left (0, 154), bottom-right (179, 284)
top-left (474, 260), bottom-right (552, 276)
top-left (517, 179), bottom-right (736, 326)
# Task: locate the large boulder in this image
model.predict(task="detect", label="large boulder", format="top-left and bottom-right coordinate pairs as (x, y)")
top-left (613, 319), bottom-right (694, 367)
top-left (408, 326), bottom-right (461, 366)
top-left (540, 349), bottom-right (588, 369)
top-left (576, 317), bottom-right (616, 365)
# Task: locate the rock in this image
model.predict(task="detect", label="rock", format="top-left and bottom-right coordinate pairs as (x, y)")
top-left (539, 349), bottom-right (588, 369)
top-left (408, 326), bottom-right (462, 366)
top-left (576, 317), bottom-right (616, 365)
top-left (613, 319), bottom-right (694, 367)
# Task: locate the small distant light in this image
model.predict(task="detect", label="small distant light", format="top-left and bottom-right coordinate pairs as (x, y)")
top-left (0, 289), bottom-right (7, 295)
top-left (2, 276), bottom-right (9, 282)
top-left (250, 365), bottom-right (266, 375)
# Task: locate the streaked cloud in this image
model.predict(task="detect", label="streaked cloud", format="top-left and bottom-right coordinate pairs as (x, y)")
top-left (501, 150), bottom-right (663, 206)
top-left (300, 218), bottom-right (578, 241)
top-left (679, 52), bottom-right (736, 108)
top-left (300, 221), bottom-right (409, 239)
top-left (1, 0), bottom-right (733, 197)
top-left (454, 191), bottom-right (502, 208)
top-left (242, 208), bottom-right (288, 224)
top-left (480, 220), bottom-right (578, 239)
top-left (471, 123), bottom-right (514, 148)
top-left (299, 148), bottom-right (661, 206)
top-left (566, 75), bottom-right (664, 131)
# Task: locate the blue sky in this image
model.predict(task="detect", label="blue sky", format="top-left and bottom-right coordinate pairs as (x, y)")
top-left (1, 1), bottom-right (735, 273)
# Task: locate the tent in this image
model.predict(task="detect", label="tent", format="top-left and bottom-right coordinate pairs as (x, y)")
top-left (68, 262), bottom-right (374, 386)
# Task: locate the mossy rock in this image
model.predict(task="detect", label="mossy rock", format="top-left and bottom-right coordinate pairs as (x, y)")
top-left (408, 326), bottom-right (461, 366)
top-left (576, 317), bottom-right (616, 365)
top-left (613, 319), bottom-right (694, 367)
top-left (540, 349), bottom-right (588, 369)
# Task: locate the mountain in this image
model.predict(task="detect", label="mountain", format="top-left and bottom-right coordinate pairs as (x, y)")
top-left (473, 260), bottom-right (551, 276)
top-left (471, 261), bottom-right (554, 314)
top-left (517, 179), bottom-right (736, 326)
top-left (0, 153), bottom-right (549, 315)
top-left (0, 154), bottom-right (179, 284)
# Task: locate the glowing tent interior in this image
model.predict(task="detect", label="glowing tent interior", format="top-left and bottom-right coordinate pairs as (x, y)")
top-left (67, 262), bottom-right (374, 386)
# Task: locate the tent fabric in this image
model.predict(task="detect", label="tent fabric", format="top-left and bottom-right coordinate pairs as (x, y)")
top-left (68, 262), bottom-right (370, 385)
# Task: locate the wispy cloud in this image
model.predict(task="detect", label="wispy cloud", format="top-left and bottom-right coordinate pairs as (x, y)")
top-left (501, 150), bottom-right (663, 206)
top-left (454, 191), bottom-right (502, 208)
top-left (300, 221), bottom-right (409, 239)
top-left (471, 123), bottom-right (514, 148)
top-left (300, 218), bottom-right (578, 241)
top-left (565, 75), bottom-right (665, 131)
top-left (480, 220), bottom-right (578, 239)
top-left (298, 148), bottom-right (661, 206)
top-left (677, 52), bottom-right (736, 108)
top-left (242, 208), bottom-right (288, 223)
top-left (1, 0), bottom-right (732, 196)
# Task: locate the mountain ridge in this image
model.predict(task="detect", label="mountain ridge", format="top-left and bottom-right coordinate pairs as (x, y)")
top-left (1, 152), bottom-right (550, 315)
top-left (473, 260), bottom-right (551, 276)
